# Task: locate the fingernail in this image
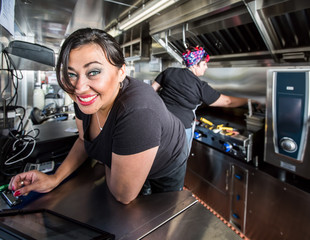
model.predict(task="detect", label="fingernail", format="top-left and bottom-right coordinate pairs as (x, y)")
top-left (14, 191), bottom-right (21, 197)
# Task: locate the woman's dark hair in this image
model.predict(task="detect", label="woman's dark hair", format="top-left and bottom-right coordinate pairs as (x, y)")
top-left (56, 28), bottom-right (125, 94)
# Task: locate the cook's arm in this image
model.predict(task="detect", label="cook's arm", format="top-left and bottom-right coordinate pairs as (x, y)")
top-left (210, 94), bottom-right (248, 108)
top-left (152, 81), bottom-right (161, 92)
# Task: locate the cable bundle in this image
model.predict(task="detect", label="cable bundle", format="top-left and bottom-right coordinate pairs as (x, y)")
top-left (0, 47), bottom-right (40, 177)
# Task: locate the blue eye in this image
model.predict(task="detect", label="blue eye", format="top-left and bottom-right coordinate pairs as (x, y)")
top-left (88, 69), bottom-right (101, 77)
top-left (68, 72), bottom-right (77, 80)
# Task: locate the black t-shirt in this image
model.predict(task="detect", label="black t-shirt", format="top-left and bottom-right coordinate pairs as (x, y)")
top-left (74, 77), bottom-right (186, 179)
top-left (155, 67), bottom-right (220, 128)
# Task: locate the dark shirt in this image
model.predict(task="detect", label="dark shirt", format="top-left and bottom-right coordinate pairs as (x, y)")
top-left (74, 77), bottom-right (187, 179)
top-left (154, 67), bottom-right (220, 128)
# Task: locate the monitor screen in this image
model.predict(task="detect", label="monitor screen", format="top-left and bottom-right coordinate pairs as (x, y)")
top-left (0, 209), bottom-right (114, 240)
top-left (277, 96), bottom-right (303, 134)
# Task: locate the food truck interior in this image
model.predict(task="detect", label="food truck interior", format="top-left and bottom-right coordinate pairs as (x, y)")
top-left (0, 0), bottom-right (310, 239)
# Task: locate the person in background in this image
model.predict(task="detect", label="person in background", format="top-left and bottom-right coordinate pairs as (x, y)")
top-left (9, 28), bottom-right (188, 205)
top-left (152, 46), bottom-right (249, 151)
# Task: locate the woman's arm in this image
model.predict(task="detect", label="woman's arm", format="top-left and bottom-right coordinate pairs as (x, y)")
top-left (53, 118), bottom-right (88, 184)
top-left (105, 146), bottom-right (159, 204)
top-left (9, 118), bottom-right (88, 195)
top-left (152, 81), bottom-right (161, 92)
top-left (209, 94), bottom-right (248, 108)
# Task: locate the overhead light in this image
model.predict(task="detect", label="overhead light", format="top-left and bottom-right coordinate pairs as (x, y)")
top-left (119, 0), bottom-right (178, 31)
top-left (107, 27), bottom-right (122, 37)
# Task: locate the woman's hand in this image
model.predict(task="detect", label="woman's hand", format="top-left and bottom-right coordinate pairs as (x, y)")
top-left (9, 170), bottom-right (58, 197)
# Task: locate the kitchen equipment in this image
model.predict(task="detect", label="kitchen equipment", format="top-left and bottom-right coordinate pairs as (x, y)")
top-left (194, 108), bottom-right (264, 164)
top-left (245, 113), bottom-right (265, 132)
top-left (265, 69), bottom-right (310, 179)
top-left (245, 99), bottom-right (265, 132)
top-left (195, 122), bottom-right (253, 162)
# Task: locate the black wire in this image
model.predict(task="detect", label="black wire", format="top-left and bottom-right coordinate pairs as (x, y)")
top-left (3, 51), bottom-right (23, 80)
top-left (0, 72), bottom-right (10, 97)
top-left (1, 127), bottom-right (39, 176)
top-left (1, 51), bottom-right (23, 106)
top-left (7, 70), bottom-right (18, 106)
top-left (0, 51), bottom-right (33, 177)
top-left (0, 136), bottom-right (24, 176)
top-left (1, 53), bottom-right (11, 96)
top-left (23, 128), bottom-right (40, 139)
top-left (1, 51), bottom-right (26, 133)
top-left (14, 106), bottom-right (25, 132)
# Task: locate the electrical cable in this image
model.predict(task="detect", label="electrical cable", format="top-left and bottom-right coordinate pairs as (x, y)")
top-left (26, 128), bottom-right (40, 139)
top-left (1, 50), bottom-right (27, 134)
top-left (14, 106), bottom-right (26, 132)
top-left (1, 50), bottom-right (23, 107)
top-left (0, 126), bottom-right (40, 176)
top-left (4, 136), bottom-right (36, 166)
top-left (0, 46), bottom-right (40, 177)
top-left (0, 136), bottom-right (23, 176)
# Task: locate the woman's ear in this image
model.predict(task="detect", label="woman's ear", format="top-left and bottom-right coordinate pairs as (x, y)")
top-left (189, 64), bottom-right (198, 72)
top-left (118, 64), bottom-right (126, 82)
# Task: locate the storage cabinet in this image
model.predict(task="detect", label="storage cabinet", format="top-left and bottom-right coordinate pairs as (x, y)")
top-left (185, 140), bottom-right (233, 220)
top-left (119, 24), bottom-right (151, 62)
top-left (246, 168), bottom-right (310, 240)
top-left (185, 140), bottom-right (310, 240)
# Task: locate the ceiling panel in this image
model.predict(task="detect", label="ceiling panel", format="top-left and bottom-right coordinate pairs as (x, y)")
top-left (14, 0), bottom-right (143, 53)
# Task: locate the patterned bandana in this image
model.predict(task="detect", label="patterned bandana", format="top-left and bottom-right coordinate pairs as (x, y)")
top-left (182, 46), bottom-right (210, 67)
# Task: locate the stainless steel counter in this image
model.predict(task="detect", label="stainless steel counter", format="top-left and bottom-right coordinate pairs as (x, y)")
top-left (0, 160), bottom-right (243, 240)
top-left (28, 119), bottom-right (79, 162)
top-left (144, 200), bottom-right (242, 240)
top-left (33, 119), bottom-right (78, 143)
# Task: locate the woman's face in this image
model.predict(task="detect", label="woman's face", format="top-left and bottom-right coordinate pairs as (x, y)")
top-left (67, 43), bottom-right (125, 114)
top-left (195, 61), bottom-right (208, 76)
top-left (190, 60), bottom-right (208, 77)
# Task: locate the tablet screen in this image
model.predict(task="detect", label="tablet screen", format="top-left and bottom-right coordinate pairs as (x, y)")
top-left (0, 209), bottom-right (114, 240)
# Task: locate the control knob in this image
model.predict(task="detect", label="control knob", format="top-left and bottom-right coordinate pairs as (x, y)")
top-left (280, 137), bottom-right (297, 153)
top-left (223, 142), bottom-right (232, 152)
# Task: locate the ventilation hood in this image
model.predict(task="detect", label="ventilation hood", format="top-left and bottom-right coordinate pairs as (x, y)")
top-left (150, 0), bottom-right (310, 66)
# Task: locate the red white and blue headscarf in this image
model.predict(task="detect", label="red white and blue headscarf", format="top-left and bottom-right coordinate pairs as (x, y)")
top-left (182, 46), bottom-right (210, 67)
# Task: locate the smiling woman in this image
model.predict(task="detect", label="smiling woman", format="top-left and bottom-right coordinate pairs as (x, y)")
top-left (65, 43), bottom-right (124, 116)
top-left (9, 28), bottom-right (188, 205)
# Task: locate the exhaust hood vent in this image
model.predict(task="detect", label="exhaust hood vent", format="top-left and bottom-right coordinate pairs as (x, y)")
top-left (150, 0), bottom-right (271, 64)
top-left (172, 21), bottom-right (270, 61)
top-left (150, 0), bottom-right (310, 65)
top-left (270, 9), bottom-right (310, 49)
top-left (255, 2), bottom-right (310, 62)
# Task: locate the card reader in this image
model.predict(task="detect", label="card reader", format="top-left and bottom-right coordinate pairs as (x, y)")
top-left (24, 161), bottom-right (55, 173)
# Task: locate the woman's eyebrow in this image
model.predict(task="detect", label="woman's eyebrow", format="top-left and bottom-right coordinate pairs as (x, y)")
top-left (84, 61), bottom-right (102, 68)
top-left (68, 61), bottom-right (103, 71)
